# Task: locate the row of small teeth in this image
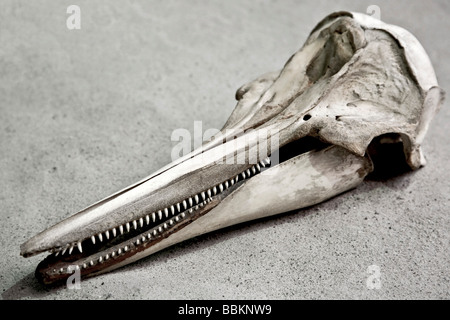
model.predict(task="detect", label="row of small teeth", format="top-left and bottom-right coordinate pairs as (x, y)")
top-left (56, 202), bottom-right (206, 274)
top-left (52, 157), bottom-right (271, 259)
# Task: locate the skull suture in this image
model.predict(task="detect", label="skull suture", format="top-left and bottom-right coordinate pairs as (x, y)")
top-left (20, 11), bottom-right (444, 286)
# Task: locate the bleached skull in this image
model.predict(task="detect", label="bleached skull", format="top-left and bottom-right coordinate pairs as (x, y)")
top-left (20, 11), bottom-right (444, 286)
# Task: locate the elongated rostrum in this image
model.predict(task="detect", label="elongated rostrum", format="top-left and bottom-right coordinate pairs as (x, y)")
top-left (20, 11), bottom-right (444, 286)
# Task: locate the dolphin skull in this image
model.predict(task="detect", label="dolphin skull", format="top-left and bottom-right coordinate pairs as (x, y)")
top-left (20, 11), bottom-right (444, 286)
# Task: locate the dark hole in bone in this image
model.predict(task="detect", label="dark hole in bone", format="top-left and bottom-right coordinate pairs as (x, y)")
top-left (366, 133), bottom-right (411, 181)
top-left (303, 114), bottom-right (312, 121)
top-left (276, 136), bottom-right (329, 164)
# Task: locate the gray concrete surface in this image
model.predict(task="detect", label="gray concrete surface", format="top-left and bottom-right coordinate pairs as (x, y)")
top-left (0, 0), bottom-right (448, 299)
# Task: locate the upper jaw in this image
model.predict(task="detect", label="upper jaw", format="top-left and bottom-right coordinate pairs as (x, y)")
top-left (20, 126), bottom-right (275, 255)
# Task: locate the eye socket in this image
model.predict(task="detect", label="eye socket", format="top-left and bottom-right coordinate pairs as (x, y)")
top-left (303, 114), bottom-right (312, 121)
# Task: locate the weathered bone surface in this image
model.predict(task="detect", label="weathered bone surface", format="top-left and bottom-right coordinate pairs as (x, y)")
top-left (20, 11), bottom-right (444, 286)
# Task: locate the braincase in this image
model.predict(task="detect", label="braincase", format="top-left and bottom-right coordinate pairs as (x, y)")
top-left (306, 29), bottom-right (423, 154)
top-left (294, 13), bottom-right (443, 169)
top-left (226, 12), bottom-right (443, 169)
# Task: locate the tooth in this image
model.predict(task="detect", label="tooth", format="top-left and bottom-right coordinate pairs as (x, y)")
top-left (112, 228), bottom-right (117, 237)
top-left (62, 247), bottom-right (67, 255)
top-left (146, 215), bottom-right (150, 225)
top-left (105, 254), bottom-right (109, 260)
top-left (264, 157), bottom-right (271, 165)
top-left (201, 192), bottom-right (206, 201)
top-left (119, 225), bottom-right (124, 234)
top-left (55, 250), bottom-right (60, 257)
top-left (213, 186), bottom-right (217, 195)
top-left (60, 268), bottom-right (64, 273)
top-left (194, 194), bottom-right (199, 204)
top-left (153, 229), bottom-right (158, 236)
top-left (136, 239), bottom-right (140, 245)
top-left (98, 233), bottom-right (103, 242)
top-left (170, 205), bottom-right (175, 215)
top-left (118, 248), bottom-right (122, 255)
top-left (251, 166), bottom-right (256, 174)
top-left (133, 220), bottom-right (138, 230)
top-left (241, 172), bottom-right (246, 179)
top-left (188, 208), bottom-right (193, 213)
top-left (246, 169), bottom-right (251, 176)
top-left (176, 203), bottom-right (181, 212)
top-left (169, 219), bottom-right (174, 225)
top-left (188, 197), bottom-right (193, 206)
top-left (111, 251), bottom-right (116, 257)
top-left (91, 236), bottom-right (96, 245)
top-left (99, 256), bottom-right (103, 263)
top-left (219, 184), bottom-right (224, 192)
top-left (89, 260), bottom-right (94, 266)
top-left (256, 164), bottom-right (261, 171)
top-left (77, 242), bottom-right (83, 253)
top-left (163, 223), bottom-right (168, 229)
top-left (105, 230), bottom-right (110, 240)
top-left (207, 189), bottom-right (212, 198)
top-left (230, 178), bottom-right (235, 185)
top-left (141, 236), bottom-right (146, 242)
top-left (139, 217), bottom-right (144, 227)
top-left (158, 210), bottom-right (163, 220)
top-left (158, 226), bottom-right (163, 233)
top-left (69, 246), bottom-right (74, 255)
top-left (152, 212), bottom-right (156, 222)
top-left (225, 181), bottom-right (229, 189)
top-left (147, 233), bottom-right (151, 239)
top-left (83, 263), bottom-right (87, 269)
top-left (194, 205), bottom-right (199, 210)
top-left (259, 161), bottom-right (266, 168)
top-left (181, 212), bottom-right (186, 218)
top-left (235, 175), bottom-right (239, 182)
top-left (183, 200), bottom-right (188, 210)
top-left (164, 208), bottom-right (169, 218)
top-left (124, 246), bottom-right (128, 252)
top-left (126, 222), bottom-right (130, 232)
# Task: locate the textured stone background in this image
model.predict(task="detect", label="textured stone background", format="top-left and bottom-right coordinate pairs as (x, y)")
top-left (0, 0), bottom-right (448, 299)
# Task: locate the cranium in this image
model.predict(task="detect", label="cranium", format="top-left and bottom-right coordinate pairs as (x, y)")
top-left (20, 11), bottom-right (444, 286)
